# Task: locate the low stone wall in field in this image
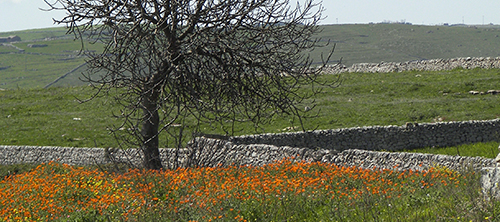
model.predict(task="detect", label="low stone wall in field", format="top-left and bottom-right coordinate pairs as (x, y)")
top-left (230, 119), bottom-right (500, 152)
top-left (323, 57), bottom-right (500, 74)
top-left (1, 119), bottom-right (500, 171)
top-left (0, 140), bottom-right (334, 169)
top-left (0, 137), bottom-right (496, 172)
top-left (183, 138), bottom-right (497, 171)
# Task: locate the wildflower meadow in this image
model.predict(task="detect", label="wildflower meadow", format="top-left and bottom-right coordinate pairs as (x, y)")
top-left (0, 157), bottom-right (495, 221)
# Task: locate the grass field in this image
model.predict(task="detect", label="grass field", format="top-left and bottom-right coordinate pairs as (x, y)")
top-left (312, 23), bottom-right (500, 66)
top-left (0, 87), bottom-right (120, 148)
top-left (0, 28), bottom-right (102, 89)
top-left (3, 23), bottom-right (500, 89)
top-left (1, 25), bottom-right (500, 149)
top-left (1, 67), bottom-right (500, 150)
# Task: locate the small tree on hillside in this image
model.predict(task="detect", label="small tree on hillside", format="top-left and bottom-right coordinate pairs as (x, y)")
top-left (45, 0), bottom-right (336, 170)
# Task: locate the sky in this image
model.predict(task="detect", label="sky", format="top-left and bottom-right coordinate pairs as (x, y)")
top-left (2, 0), bottom-right (500, 32)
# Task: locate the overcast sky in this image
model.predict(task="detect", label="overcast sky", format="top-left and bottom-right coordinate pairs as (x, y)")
top-left (2, 0), bottom-right (500, 32)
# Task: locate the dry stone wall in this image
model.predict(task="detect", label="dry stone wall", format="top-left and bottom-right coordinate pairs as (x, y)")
top-left (0, 138), bottom-right (496, 172)
top-left (230, 119), bottom-right (500, 152)
top-left (183, 138), bottom-right (497, 171)
top-left (1, 119), bottom-right (499, 171)
top-left (0, 139), bottom-right (335, 169)
top-left (323, 57), bottom-right (500, 74)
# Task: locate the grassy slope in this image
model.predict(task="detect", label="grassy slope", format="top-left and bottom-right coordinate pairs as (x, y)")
top-left (310, 23), bottom-right (500, 66)
top-left (1, 68), bottom-right (499, 149)
top-left (297, 68), bottom-right (500, 130)
top-left (1, 25), bottom-right (500, 157)
top-left (0, 27), bottom-right (102, 89)
top-left (2, 24), bottom-right (500, 89)
top-left (0, 87), bottom-right (121, 148)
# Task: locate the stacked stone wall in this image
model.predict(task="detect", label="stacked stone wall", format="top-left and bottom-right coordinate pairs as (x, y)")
top-left (0, 137), bottom-right (496, 172)
top-left (230, 119), bottom-right (500, 152)
top-left (323, 57), bottom-right (500, 74)
top-left (1, 119), bottom-right (499, 171)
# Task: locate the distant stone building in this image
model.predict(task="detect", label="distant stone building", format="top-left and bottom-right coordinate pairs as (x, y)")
top-left (0, 35), bottom-right (21, 43)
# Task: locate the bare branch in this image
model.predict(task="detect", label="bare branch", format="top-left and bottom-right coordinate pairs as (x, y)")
top-left (48, 0), bottom-right (337, 169)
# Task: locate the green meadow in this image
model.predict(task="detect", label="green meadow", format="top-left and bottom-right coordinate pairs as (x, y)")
top-left (3, 23), bottom-right (500, 89)
top-left (1, 24), bottom-right (500, 155)
top-left (313, 23), bottom-right (500, 66)
top-left (1, 68), bottom-right (499, 151)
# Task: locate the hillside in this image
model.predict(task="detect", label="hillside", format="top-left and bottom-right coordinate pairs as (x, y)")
top-left (1, 68), bottom-right (500, 148)
top-left (0, 27), bottom-right (103, 89)
top-left (311, 23), bottom-right (500, 66)
top-left (2, 23), bottom-right (500, 89)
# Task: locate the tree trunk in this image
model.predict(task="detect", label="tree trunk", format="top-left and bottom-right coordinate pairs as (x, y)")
top-left (141, 93), bottom-right (164, 170)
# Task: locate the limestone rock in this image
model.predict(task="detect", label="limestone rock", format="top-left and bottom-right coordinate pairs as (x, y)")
top-left (481, 167), bottom-right (500, 200)
top-left (495, 144), bottom-right (500, 163)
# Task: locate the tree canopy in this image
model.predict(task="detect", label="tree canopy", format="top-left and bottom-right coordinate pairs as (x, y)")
top-left (45, 0), bottom-right (336, 169)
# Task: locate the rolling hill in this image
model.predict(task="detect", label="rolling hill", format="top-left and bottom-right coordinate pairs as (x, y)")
top-left (313, 23), bottom-right (500, 66)
top-left (2, 23), bottom-right (500, 89)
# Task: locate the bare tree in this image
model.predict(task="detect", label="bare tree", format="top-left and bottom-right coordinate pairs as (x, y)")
top-left (45, 0), bottom-right (336, 170)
